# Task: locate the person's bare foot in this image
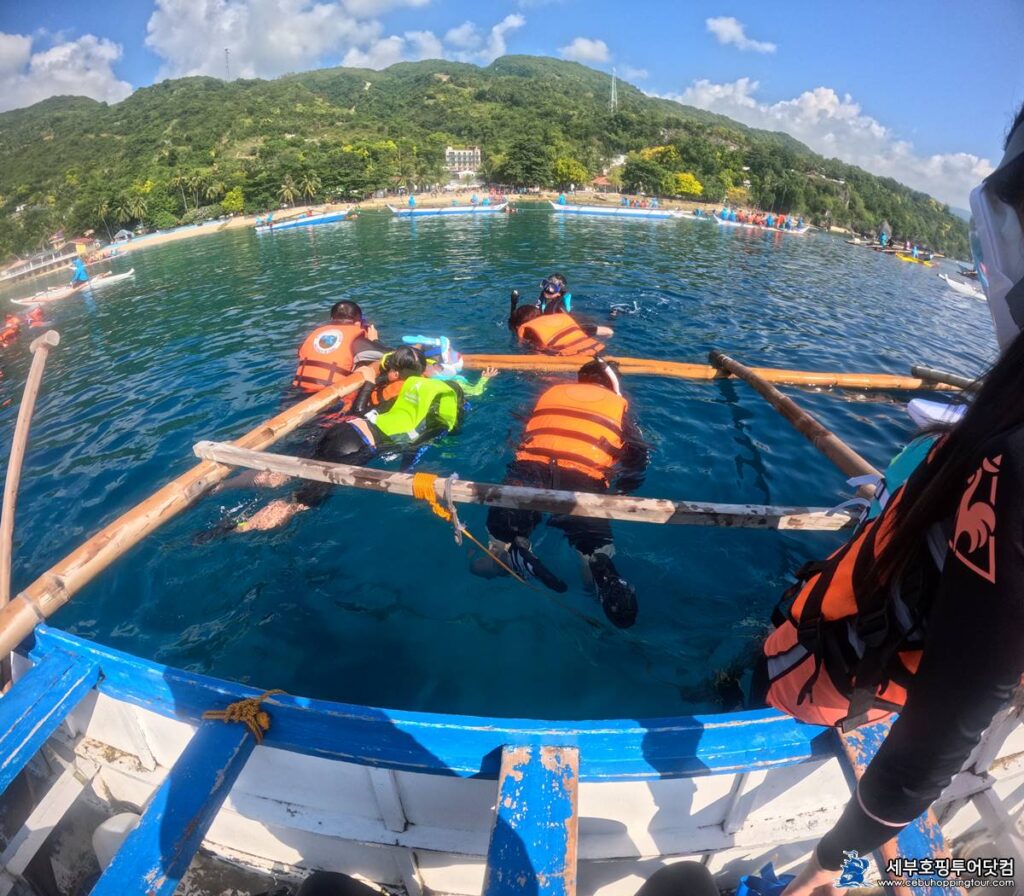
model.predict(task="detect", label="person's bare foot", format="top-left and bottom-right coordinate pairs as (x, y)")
top-left (239, 499), bottom-right (308, 531)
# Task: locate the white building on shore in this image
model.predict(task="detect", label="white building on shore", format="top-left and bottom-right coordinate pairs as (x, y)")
top-left (445, 146), bottom-right (481, 176)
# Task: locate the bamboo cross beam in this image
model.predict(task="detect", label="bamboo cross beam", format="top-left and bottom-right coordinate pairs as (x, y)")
top-left (462, 354), bottom-right (960, 392)
top-left (0, 373), bottom-right (372, 660)
top-left (192, 440), bottom-right (858, 532)
top-left (709, 351), bottom-right (880, 497)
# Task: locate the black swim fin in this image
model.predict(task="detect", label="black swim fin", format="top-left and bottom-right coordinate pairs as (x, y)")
top-left (589, 553), bottom-right (637, 628)
top-left (508, 537), bottom-right (568, 593)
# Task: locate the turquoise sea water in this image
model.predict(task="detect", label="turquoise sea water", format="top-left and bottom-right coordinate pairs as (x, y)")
top-left (0, 209), bottom-right (996, 719)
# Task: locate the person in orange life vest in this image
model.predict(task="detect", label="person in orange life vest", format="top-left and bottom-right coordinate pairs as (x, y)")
top-left (777, 104), bottom-right (1024, 894)
top-left (1, 313), bottom-right (21, 346)
top-left (508, 289), bottom-right (612, 356)
top-left (473, 358), bottom-right (649, 628)
top-left (292, 300), bottom-right (388, 392)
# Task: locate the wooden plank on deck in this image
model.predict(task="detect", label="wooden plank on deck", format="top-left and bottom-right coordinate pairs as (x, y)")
top-left (483, 745), bottom-right (579, 896)
top-left (838, 722), bottom-right (963, 896)
top-left (0, 649), bottom-right (98, 796)
top-left (90, 720), bottom-right (256, 896)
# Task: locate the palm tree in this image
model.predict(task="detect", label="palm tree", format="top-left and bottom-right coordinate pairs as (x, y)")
top-left (204, 180), bottom-right (227, 203)
top-left (172, 173), bottom-right (189, 213)
top-left (278, 175), bottom-right (298, 207)
top-left (127, 194), bottom-right (148, 223)
top-left (299, 172), bottom-right (321, 202)
top-left (96, 198), bottom-right (114, 241)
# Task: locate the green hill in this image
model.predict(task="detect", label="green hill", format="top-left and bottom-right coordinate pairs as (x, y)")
top-left (0, 55), bottom-right (968, 260)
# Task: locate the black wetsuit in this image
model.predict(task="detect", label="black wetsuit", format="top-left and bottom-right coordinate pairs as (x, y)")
top-left (815, 426), bottom-right (1024, 869)
top-left (486, 413), bottom-right (648, 556)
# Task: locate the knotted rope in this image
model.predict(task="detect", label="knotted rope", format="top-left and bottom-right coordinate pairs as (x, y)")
top-left (203, 689), bottom-right (285, 744)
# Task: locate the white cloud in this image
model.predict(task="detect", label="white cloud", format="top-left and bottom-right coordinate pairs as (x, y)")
top-left (669, 77), bottom-right (993, 207)
top-left (342, 29), bottom-right (443, 69)
top-left (705, 16), bottom-right (776, 53)
top-left (621, 65), bottom-right (648, 81)
top-left (0, 32), bottom-right (132, 113)
top-left (145, 0), bottom-right (430, 79)
top-left (559, 37), bottom-right (610, 64)
top-left (444, 21), bottom-right (480, 50)
top-left (480, 13), bottom-right (525, 62)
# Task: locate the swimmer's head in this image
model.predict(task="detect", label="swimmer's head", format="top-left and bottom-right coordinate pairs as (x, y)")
top-left (330, 300), bottom-right (364, 324)
top-left (381, 346), bottom-right (427, 378)
top-left (578, 357), bottom-right (622, 395)
top-left (509, 303), bottom-right (541, 331)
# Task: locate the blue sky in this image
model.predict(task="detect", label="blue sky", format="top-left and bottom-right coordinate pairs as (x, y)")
top-left (2, 0), bottom-right (1022, 206)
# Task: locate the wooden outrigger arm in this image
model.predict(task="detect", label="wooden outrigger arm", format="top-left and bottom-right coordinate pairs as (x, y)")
top-left (193, 440), bottom-right (858, 531)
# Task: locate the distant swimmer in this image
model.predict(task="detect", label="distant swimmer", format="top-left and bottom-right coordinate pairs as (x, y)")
top-left (70, 256), bottom-right (89, 287)
top-left (472, 358), bottom-right (649, 628)
top-left (292, 300), bottom-right (388, 393)
top-left (609, 301), bottom-right (640, 318)
top-left (224, 349), bottom-right (498, 533)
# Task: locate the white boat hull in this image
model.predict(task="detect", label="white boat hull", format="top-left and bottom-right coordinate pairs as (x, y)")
top-left (549, 201), bottom-right (680, 219)
top-left (388, 203), bottom-right (508, 217)
top-left (87, 269), bottom-right (135, 290)
top-left (939, 273), bottom-right (985, 300)
top-left (12, 635), bottom-right (1024, 896)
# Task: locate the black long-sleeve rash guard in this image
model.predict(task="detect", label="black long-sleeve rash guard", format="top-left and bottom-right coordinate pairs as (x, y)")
top-left (816, 427), bottom-right (1024, 870)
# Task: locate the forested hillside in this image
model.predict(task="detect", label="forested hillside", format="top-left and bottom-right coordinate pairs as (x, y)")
top-left (0, 55), bottom-right (968, 260)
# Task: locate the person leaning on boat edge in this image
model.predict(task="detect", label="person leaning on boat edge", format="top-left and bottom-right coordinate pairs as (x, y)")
top-left (292, 300), bottom-right (388, 393)
top-left (771, 104), bottom-right (1024, 895)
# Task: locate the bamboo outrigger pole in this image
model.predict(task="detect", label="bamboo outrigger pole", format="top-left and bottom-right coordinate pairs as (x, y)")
top-left (193, 441), bottom-right (858, 531)
top-left (709, 351), bottom-right (880, 495)
top-left (0, 372), bottom-right (370, 660)
top-left (0, 330), bottom-right (59, 688)
top-left (462, 354), bottom-right (961, 392)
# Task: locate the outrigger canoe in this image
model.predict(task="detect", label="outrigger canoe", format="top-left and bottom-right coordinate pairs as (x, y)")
top-left (388, 202), bottom-right (508, 217)
top-left (254, 209), bottom-right (349, 233)
top-left (86, 268), bottom-right (135, 290)
top-left (548, 201), bottom-right (682, 220)
top-left (713, 214), bottom-right (811, 235)
top-left (938, 272), bottom-right (984, 300)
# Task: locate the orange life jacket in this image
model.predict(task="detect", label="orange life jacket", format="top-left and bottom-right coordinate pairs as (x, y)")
top-left (293, 323), bottom-right (367, 392)
top-left (515, 383), bottom-right (627, 484)
top-left (516, 312), bottom-right (605, 357)
top-left (764, 456), bottom-right (938, 731)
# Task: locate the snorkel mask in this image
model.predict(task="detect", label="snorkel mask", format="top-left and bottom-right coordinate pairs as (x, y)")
top-left (595, 356), bottom-right (622, 395)
top-left (970, 122), bottom-right (1024, 350)
top-left (540, 278), bottom-right (572, 312)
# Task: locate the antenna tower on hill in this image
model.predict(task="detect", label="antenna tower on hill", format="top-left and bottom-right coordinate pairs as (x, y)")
top-left (225, 48), bottom-right (230, 81)
top-left (610, 67), bottom-right (618, 114)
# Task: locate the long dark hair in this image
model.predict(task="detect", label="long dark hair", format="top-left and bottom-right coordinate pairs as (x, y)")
top-left (874, 106), bottom-right (1024, 587)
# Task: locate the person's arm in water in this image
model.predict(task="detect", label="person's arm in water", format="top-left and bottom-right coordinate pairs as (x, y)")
top-left (456, 367), bottom-right (499, 397)
top-left (785, 436), bottom-right (1024, 893)
top-left (612, 413), bottom-right (650, 494)
top-left (351, 334), bottom-right (388, 369)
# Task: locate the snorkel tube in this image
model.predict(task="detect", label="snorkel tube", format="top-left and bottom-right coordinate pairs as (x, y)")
top-left (970, 120), bottom-right (1024, 350)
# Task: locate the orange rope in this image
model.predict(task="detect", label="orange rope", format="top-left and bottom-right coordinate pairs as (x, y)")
top-left (412, 472), bottom-right (534, 587)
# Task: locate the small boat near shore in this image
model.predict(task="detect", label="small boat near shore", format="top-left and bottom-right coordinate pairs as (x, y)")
top-left (548, 201), bottom-right (682, 219)
top-left (86, 268), bottom-right (135, 290)
top-left (388, 202), bottom-right (508, 217)
top-left (896, 253), bottom-right (933, 267)
top-left (713, 214), bottom-right (811, 235)
top-left (938, 272), bottom-right (985, 299)
top-left (254, 209), bottom-right (349, 233)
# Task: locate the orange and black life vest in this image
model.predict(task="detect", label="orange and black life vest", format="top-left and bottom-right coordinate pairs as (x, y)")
top-left (515, 383), bottom-right (627, 484)
top-left (293, 323), bottom-right (366, 392)
top-left (516, 312), bottom-right (605, 356)
top-left (764, 455), bottom-right (939, 731)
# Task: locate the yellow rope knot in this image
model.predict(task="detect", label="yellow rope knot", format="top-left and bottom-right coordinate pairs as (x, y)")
top-left (412, 472), bottom-right (451, 521)
top-left (203, 689), bottom-right (285, 744)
